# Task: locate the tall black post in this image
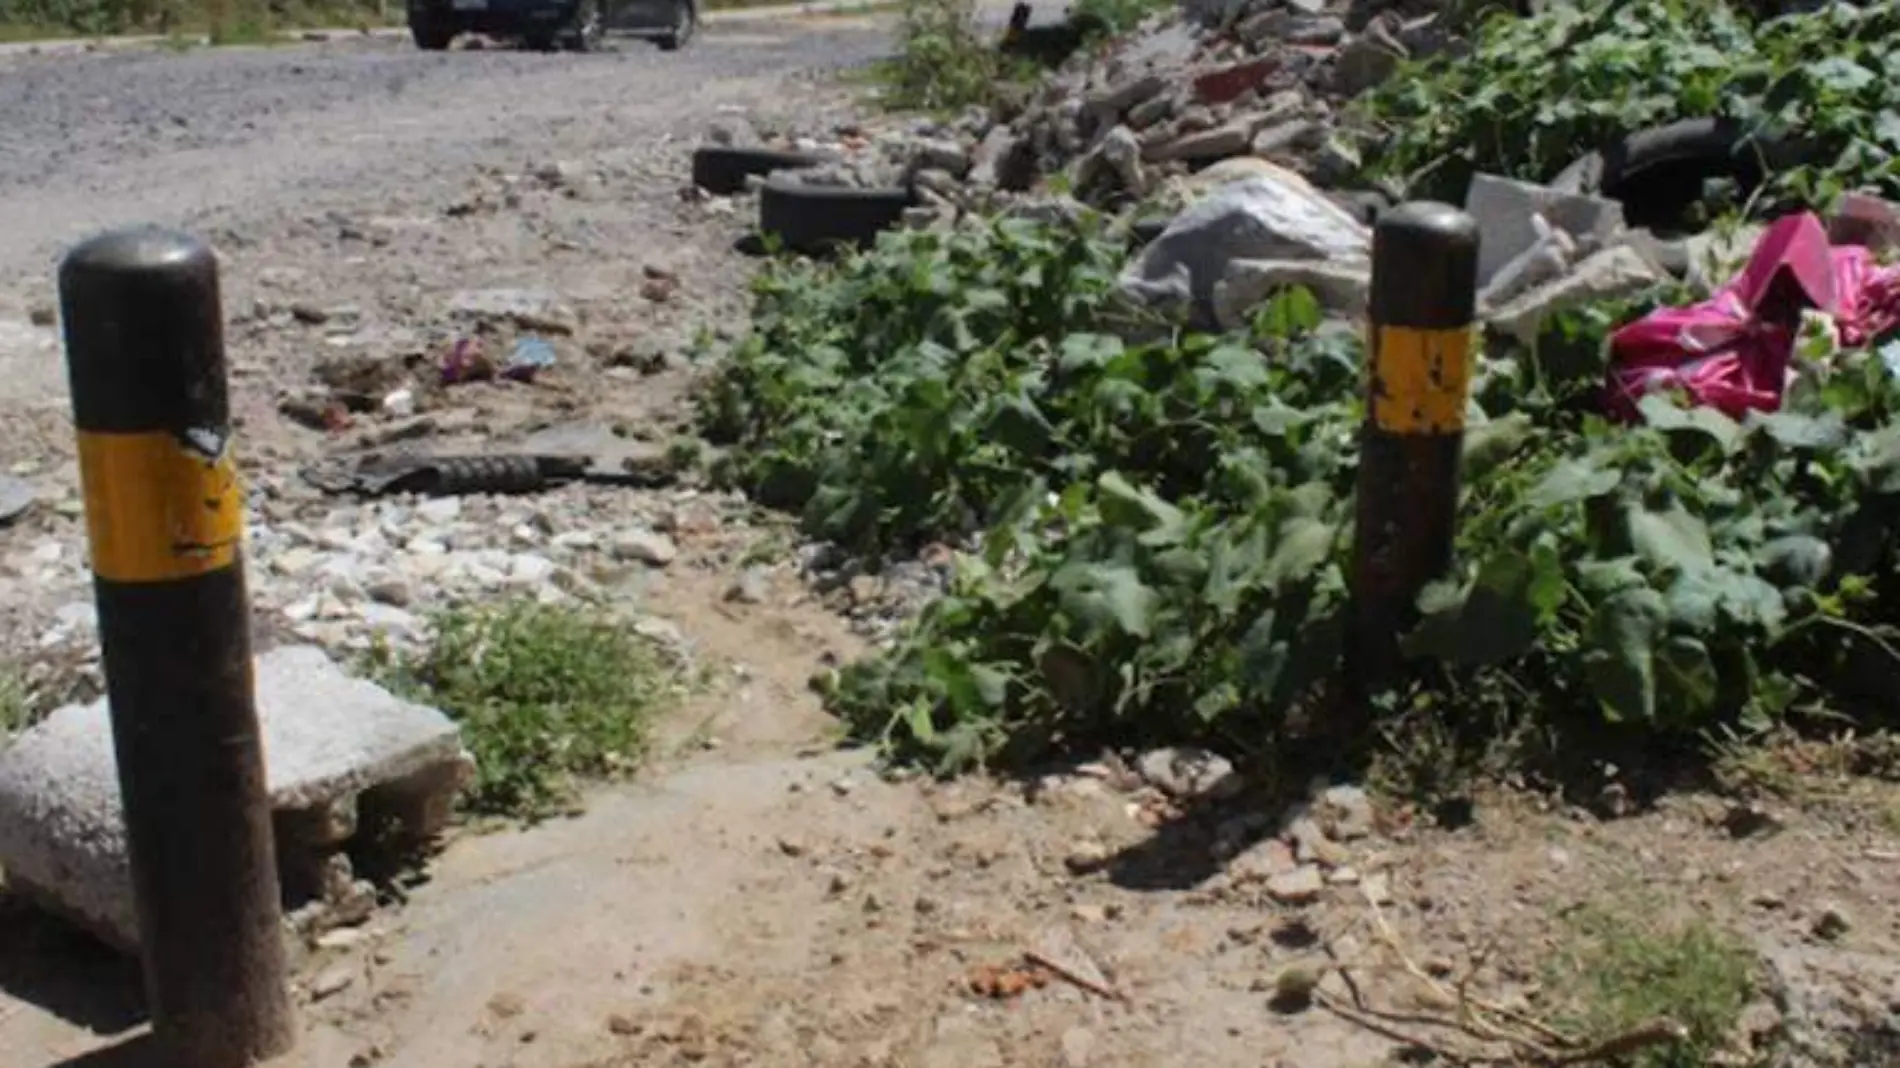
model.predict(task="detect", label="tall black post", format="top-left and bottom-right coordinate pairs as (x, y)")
top-left (58, 226), bottom-right (295, 1068)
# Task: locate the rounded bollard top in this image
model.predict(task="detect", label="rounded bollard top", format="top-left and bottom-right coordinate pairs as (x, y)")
top-left (1371, 200), bottom-right (1480, 331)
top-left (1377, 201), bottom-right (1480, 243)
top-left (57, 225), bottom-right (228, 435)
top-left (59, 225), bottom-right (214, 282)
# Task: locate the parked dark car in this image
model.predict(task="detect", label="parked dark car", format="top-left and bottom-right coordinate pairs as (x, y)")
top-left (406, 0), bottom-right (696, 53)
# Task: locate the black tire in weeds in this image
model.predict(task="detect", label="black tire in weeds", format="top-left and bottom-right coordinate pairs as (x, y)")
top-left (1548, 117), bottom-right (1816, 233)
top-left (757, 175), bottom-right (916, 256)
top-left (691, 144), bottom-right (825, 196)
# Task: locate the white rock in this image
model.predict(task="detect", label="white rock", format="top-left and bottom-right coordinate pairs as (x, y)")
top-left (416, 497), bottom-right (463, 524)
top-left (612, 530), bottom-right (679, 567)
top-left (508, 554), bottom-right (559, 585)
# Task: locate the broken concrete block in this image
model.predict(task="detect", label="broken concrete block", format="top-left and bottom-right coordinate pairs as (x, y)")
top-left (1122, 166), bottom-right (1371, 327)
top-left (1193, 56), bottom-right (1281, 105)
top-left (1086, 72), bottom-right (1166, 114)
top-left (1077, 124), bottom-right (1146, 200)
top-left (1465, 172), bottom-right (1626, 286)
top-left (1330, 25), bottom-right (1406, 97)
top-left (0, 644), bottom-right (472, 952)
top-left (1485, 245), bottom-right (1667, 345)
top-left (1125, 91), bottom-right (1174, 131)
top-left (1252, 120), bottom-right (1321, 158)
top-left (1478, 217), bottom-right (1577, 309)
top-left (1146, 119), bottom-right (1257, 163)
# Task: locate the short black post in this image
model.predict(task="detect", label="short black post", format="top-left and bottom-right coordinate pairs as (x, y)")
top-left (58, 227), bottom-right (295, 1068)
top-left (1346, 202), bottom-right (1480, 704)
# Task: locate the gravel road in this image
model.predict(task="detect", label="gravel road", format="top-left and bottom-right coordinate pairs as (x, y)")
top-left (0, 21), bottom-right (892, 430)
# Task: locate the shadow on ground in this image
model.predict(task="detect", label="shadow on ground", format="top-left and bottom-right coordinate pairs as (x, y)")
top-left (0, 890), bottom-right (146, 1037)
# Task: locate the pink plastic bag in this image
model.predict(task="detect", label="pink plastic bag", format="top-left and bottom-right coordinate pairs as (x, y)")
top-left (1605, 212), bottom-right (1900, 421)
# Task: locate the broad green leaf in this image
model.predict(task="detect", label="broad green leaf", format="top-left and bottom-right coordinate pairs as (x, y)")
top-left (1252, 398), bottom-right (1319, 436)
top-left (1638, 393), bottom-right (1741, 453)
top-left (1656, 635), bottom-right (1719, 720)
top-left (1462, 411), bottom-right (1535, 480)
top-left (1746, 410), bottom-right (1848, 452)
top-left (1628, 502), bottom-right (1715, 574)
top-left (1057, 333), bottom-right (1124, 371)
top-left (1529, 455), bottom-right (1621, 509)
top-left (1205, 523), bottom-right (1269, 616)
top-left (1848, 424), bottom-right (1900, 493)
top-left (1582, 587), bottom-right (1667, 722)
top-left (1252, 286), bottom-right (1323, 338)
top-left (1050, 562), bottom-right (1160, 638)
top-left (1401, 550), bottom-right (1542, 667)
top-left (1756, 534), bottom-right (1832, 589)
top-left (1097, 471), bottom-right (1188, 546)
top-left (1263, 518), bottom-right (1338, 586)
top-left (1197, 343), bottom-right (1271, 392)
top-left (1237, 610), bottom-right (1290, 698)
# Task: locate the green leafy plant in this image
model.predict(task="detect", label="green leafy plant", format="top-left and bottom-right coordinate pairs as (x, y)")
top-left (368, 599), bottom-right (674, 822)
top-left (1355, 0), bottom-right (1900, 211)
top-left (704, 212), bottom-right (1900, 786)
top-left (0, 666), bottom-right (31, 738)
top-left (1068, 0), bottom-right (1164, 37)
top-left (869, 0), bottom-right (1019, 112)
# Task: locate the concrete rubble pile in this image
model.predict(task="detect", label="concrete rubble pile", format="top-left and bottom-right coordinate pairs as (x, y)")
top-left (694, 0), bottom-right (1716, 337)
top-left (972, 0), bottom-right (1452, 206)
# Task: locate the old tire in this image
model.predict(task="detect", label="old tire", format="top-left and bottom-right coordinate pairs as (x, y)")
top-left (1548, 117), bottom-right (1811, 232)
top-left (655, 0), bottom-right (695, 49)
top-left (757, 175), bottom-right (915, 256)
top-left (411, 18), bottom-right (454, 49)
top-left (691, 144), bottom-right (825, 195)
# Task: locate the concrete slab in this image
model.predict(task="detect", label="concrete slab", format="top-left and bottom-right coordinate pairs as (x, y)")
top-left (1465, 172), bottom-right (1625, 286)
top-left (0, 644), bottom-right (470, 952)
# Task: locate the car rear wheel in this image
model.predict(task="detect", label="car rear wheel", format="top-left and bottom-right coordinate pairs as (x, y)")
top-left (655, 0), bottom-right (694, 50)
top-left (563, 0), bottom-right (604, 50)
top-left (411, 17), bottom-right (455, 49)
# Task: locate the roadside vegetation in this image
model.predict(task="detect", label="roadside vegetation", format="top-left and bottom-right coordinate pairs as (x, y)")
top-left (703, 0), bottom-right (1900, 814)
top-left (869, 0), bottom-right (1165, 112)
top-left (368, 598), bottom-right (679, 823)
top-left (700, 211), bottom-right (1900, 799)
top-left (0, 0), bottom-right (394, 40)
top-left (1355, 0), bottom-right (1900, 212)
top-left (0, 666), bottom-right (31, 739)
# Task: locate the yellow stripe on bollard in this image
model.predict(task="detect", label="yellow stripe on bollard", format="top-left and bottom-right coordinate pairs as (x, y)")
top-left (76, 430), bottom-right (242, 584)
top-left (1368, 325), bottom-right (1473, 435)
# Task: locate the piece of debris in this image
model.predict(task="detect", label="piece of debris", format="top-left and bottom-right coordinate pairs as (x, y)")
top-left (967, 959), bottom-right (1051, 999)
top-left (1027, 928), bottom-right (1126, 1002)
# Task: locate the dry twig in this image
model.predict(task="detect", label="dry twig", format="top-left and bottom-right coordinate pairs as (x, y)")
top-left (1309, 890), bottom-right (1692, 1066)
top-left (1024, 948), bottom-right (1127, 1003)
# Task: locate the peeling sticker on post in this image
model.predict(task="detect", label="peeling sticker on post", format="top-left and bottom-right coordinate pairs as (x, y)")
top-left (76, 428), bottom-right (244, 584)
top-left (1368, 326), bottom-right (1471, 434)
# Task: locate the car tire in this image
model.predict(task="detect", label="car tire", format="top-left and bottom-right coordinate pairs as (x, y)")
top-left (1547, 117), bottom-right (1813, 231)
top-left (522, 29), bottom-right (559, 50)
top-left (562, 0), bottom-right (604, 50)
top-left (757, 175), bottom-right (916, 256)
top-left (411, 17), bottom-right (455, 49)
top-left (655, 0), bottom-right (695, 50)
top-left (691, 144), bottom-right (826, 196)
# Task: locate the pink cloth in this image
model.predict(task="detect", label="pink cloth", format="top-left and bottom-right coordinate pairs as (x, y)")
top-left (1605, 212), bottom-right (1900, 421)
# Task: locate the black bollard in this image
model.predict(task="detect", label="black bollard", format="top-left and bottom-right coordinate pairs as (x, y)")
top-left (1345, 202), bottom-right (1481, 705)
top-left (58, 226), bottom-right (295, 1068)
